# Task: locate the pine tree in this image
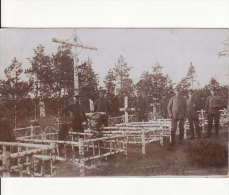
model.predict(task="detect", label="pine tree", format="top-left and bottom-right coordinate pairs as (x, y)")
top-left (186, 62), bottom-right (196, 89)
top-left (113, 55), bottom-right (134, 98)
top-left (79, 57), bottom-right (99, 101)
top-left (136, 63), bottom-right (173, 104)
top-left (4, 58), bottom-right (31, 127)
top-left (176, 77), bottom-right (191, 96)
top-left (104, 69), bottom-right (116, 96)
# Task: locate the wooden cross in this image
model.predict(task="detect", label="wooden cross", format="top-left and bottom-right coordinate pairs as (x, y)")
top-left (119, 96), bottom-right (135, 123)
top-left (52, 31), bottom-right (98, 97)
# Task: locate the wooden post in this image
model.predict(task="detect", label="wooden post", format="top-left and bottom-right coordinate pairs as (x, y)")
top-left (64, 144), bottom-right (67, 159)
top-left (40, 159), bottom-right (45, 176)
top-left (2, 146), bottom-right (10, 177)
top-left (50, 143), bottom-right (56, 176)
top-left (159, 128), bottom-right (164, 147)
top-left (184, 123), bottom-right (187, 139)
top-left (30, 155), bottom-right (34, 177)
top-left (92, 142), bottom-right (95, 156)
top-left (30, 125), bottom-right (34, 136)
top-left (26, 147), bottom-right (30, 175)
top-left (17, 146), bottom-right (23, 176)
top-left (98, 141), bottom-right (101, 156)
top-left (78, 138), bottom-right (85, 176)
top-left (141, 129), bottom-right (146, 158)
top-left (109, 140), bottom-right (112, 154)
top-left (125, 133), bottom-right (128, 159)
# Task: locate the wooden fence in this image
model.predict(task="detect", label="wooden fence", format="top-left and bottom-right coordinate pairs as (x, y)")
top-left (0, 142), bottom-right (55, 177)
top-left (16, 133), bottom-right (127, 176)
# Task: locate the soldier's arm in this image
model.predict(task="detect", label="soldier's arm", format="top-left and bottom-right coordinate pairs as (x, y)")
top-left (205, 97), bottom-right (209, 113)
top-left (59, 104), bottom-right (73, 116)
top-left (94, 100), bottom-right (97, 112)
top-left (167, 97), bottom-right (173, 117)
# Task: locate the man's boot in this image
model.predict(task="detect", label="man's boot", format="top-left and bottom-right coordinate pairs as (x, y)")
top-left (169, 131), bottom-right (176, 146)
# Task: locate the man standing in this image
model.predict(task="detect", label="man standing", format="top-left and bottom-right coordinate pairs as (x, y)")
top-left (135, 92), bottom-right (148, 122)
top-left (94, 90), bottom-right (110, 126)
top-left (160, 91), bottom-right (175, 119)
top-left (186, 90), bottom-right (201, 139)
top-left (58, 95), bottom-right (87, 140)
top-left (204, 88), bottom-right (223, 138)
top-left (167, 89), bottom-right (186, 145)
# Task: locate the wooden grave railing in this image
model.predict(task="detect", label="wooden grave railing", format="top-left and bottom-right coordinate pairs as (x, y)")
top-left (101, 121), bottom-right (171, 157)
top-left (16, 134), bottom-right (127, 176)
top-left (0, 142), bottom-right (56, 177)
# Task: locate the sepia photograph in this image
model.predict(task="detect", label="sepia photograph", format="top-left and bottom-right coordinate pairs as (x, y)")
top-left (0, 28), bottom-right (228, 177)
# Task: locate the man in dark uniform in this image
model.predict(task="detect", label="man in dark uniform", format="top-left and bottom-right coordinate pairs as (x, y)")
top-left (94, 90), bottom-right (110, 126)
top-left (204, 88), bottom-right (223, 138)
top-left (0, 95), bottom-right (14, 142)
top-left (135, 92), bottom-right (148, 122)
top-left (186, 90), bottom-right (202, 139)
top-left (58, 95), bottom-right (87, 140)
top-left (160, 91), bottom-right (174, 119)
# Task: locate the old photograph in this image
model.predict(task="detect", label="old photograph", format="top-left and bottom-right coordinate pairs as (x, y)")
top-left (0, 28), bottom-right (228, 177)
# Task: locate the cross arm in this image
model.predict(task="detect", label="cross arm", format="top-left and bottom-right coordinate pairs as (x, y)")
top-left (52, 38), bottom-right (98, 51)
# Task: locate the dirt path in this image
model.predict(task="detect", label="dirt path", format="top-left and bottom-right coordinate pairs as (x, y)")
top-left (56, 126), bottom-right (228, 177)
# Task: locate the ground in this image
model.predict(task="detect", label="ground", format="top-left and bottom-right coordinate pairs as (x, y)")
top-left (56, 126), bottom-right (228, 177)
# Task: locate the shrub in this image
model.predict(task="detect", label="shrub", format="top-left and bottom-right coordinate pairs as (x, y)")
top-left (186, 141), bottom-right (228, 167)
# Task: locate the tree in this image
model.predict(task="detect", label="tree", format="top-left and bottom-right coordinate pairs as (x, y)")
top-left (79, 57), bottom-right (99, 101)
top-left (205, 77), bottom-right (220, 89)
top-left (135, 71), bottom-right (153, 98)
top-left (4, 58), bottom-right (31, 127)
top-left (104, 69), bottom-right (116, 96)
top-left (186, 62), bottom-right (196, 89)
top-left (113, 55), bottom-right (134, 98)
top-left (136, 63), bottom-right (173, 104)
top-left (26, 44), bottom-right (54, 119)
top-left (27, 44), bottom-right (54, 99)
top-left (176, 77), bottom-right (191, 96)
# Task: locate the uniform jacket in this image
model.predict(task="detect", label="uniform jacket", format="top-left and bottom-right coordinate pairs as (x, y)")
top-left (186, 96), bottom-right (200, 118)
top-left (160, 97), bottom-right (170, 117)
top-left (205, 95), bottom-right (223, 115)
top-left (94, 97), bottom-right (110, 114)
top-left (60, 103), bottom-right (87, 130)
top-left (135, 97), bottom-right (147, 114)
top-left (167, 95), bottom-right (186, 119)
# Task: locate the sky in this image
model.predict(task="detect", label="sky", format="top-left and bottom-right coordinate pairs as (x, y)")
top-left (0, 28), bottom-right (228, 88)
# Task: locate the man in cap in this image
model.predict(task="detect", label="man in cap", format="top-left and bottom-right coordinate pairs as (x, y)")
top-left (160, 91), bottom-right (175, 119)
top-left (94, 90), bottom-right (110, 126)
top-left (58, 95), bottom-right (87, 140)
top-left (135, 91), bottom-right (148, 122)
top-left (167, 89), bottom-right (186, 145)
top-left (186, 89), bottom-right (202, 139)
top-left (204, 88), bottom-right (223, 138)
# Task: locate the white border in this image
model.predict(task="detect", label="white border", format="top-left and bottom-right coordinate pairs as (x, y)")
top-left (1, 0), bottom-right (229, 195)
top-left (1, 0), bottom-right (229, 28)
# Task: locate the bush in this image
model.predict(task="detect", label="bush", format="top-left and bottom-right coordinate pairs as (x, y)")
top-left (186, 141), bottom-right (228, 167)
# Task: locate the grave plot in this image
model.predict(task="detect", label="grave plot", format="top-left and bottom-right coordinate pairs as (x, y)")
top-left (101, 119), bottom-right (172, 157)
top-left (0, 142), bottom-right (56, 177)
top-left (16, 130), bottom-right (127, 176)
top-left (13, 116), bottom-right (59, 138)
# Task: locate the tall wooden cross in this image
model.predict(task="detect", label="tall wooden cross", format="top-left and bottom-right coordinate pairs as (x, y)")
top-left (119, 96), bottom-right (135, 123)
top-left (52, 31), bottom-right (98, 97)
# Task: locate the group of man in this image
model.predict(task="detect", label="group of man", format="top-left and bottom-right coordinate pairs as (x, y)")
top-left (161, 88), bottom-right (224, 146)
top-left (0, 87), bottom-right (224, 144)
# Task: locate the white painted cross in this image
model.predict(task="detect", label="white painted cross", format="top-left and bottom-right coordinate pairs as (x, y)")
top-left (52, 31), bottom-right (98, 97)
top-left (119, 96), bottom-right (135, 123)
